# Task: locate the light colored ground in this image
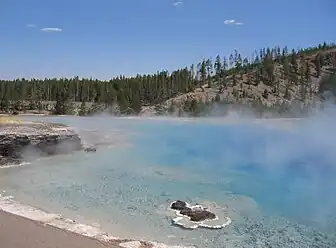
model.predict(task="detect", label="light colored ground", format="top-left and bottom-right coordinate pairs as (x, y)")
top-left (0, 210), bottom-right (119, 248)
top-left (0, 116), bottom-right (24, 124)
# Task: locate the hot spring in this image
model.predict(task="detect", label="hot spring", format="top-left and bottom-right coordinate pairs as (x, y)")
top-left (0, 115), bottom-right (335, 247)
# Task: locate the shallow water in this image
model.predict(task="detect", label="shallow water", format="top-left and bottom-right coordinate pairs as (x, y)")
top-left (0, 116), bottom-right (336, 247)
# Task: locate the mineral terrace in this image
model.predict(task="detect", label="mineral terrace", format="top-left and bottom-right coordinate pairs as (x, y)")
top-left (0, 122), bottom-right (83, 166)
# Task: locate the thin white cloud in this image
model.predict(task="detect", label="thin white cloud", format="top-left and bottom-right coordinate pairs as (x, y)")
top-left (40, 27), bottom-right (62, 33)
top-left (224, 20), bottom-right (244, 25)
top-left (224, 20), bottom-right (235, 25)
top-left (172, 1), bottom-right (183, 6)
top-left (26, 24), bottom-right (36, 28)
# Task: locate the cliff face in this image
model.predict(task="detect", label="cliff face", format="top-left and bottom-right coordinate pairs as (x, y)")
top-left (0, 122), bottom-right (83, 166)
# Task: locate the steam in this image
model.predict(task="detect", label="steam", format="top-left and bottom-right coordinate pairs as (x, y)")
top-left (15, 103), bottom-right (336, 233)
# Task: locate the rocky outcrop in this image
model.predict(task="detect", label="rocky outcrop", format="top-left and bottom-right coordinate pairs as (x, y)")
top-left (0, 122), bottom-right (83, 166)
top-left (170, 200), bottom-right (232, 230)
top-left (84, 147), bottom-right (97, 152)
top-left (170, 200), bottom-right (216, 222)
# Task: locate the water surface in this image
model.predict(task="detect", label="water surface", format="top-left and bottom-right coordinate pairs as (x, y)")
top-left (0, 116), bottom-right (335, 247)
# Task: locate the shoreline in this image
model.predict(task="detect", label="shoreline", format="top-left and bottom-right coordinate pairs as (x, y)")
top-left (0, 210), bottom-right (120, 248)
top-left (0, 192), bottom-right (194, 248)
top-left (0, 112), bottom-right (305, 119)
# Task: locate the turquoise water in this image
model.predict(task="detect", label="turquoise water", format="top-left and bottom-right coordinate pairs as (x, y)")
top-left (0, 116), bottom-right (336, 247)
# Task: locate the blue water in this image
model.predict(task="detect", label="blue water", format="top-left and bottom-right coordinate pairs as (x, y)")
top-left (0, 116), bottom-right (336, 247)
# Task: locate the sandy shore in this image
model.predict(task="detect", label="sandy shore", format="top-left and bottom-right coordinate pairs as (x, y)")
top-left (0, 210), bottom-right (120, 248)
top-left (0, 200), bottom-right (191, 248)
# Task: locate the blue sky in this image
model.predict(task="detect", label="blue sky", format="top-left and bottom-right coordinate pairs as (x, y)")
top-left (0, 0), bottom-right (335, 80)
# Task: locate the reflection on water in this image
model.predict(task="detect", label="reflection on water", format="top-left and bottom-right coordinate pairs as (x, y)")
top-left (0, 116), bottom-right (336, 247)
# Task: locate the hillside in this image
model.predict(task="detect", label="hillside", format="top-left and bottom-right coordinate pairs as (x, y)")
top-left (0, 41), bottom-right (336, 118)
top-left (143, 45), bottom-right (336, 117)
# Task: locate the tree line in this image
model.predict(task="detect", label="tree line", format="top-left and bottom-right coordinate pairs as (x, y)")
top-left (0, 41), bottom-right (335, 116)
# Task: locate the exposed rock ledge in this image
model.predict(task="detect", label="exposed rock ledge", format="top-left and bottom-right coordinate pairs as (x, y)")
top-left (0, 122), bottom-right (83, 166)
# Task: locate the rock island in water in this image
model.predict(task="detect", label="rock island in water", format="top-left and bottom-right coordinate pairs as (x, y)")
top-left (170, 200), bottom-right (232, 230)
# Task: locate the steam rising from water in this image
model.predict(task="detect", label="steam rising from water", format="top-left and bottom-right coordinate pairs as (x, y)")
top-left (1, 110), bottom-right (336, 247)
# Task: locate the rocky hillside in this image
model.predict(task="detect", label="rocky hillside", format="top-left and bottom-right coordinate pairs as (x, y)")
top-left (142, 46), bottom-right (336, 117)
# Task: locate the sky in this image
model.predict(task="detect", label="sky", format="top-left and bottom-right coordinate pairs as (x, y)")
top-left (0, 0), bottom-right (335, 80)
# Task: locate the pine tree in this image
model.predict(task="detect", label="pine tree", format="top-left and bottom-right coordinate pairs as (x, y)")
top-left (205, 58), bottom-right (213, 87)
top-left (199, 60), bottom-right (207, 85)
top-left (130, 88), bottom-right (142, 113)
top-left (214, 55), bottom-right (222, 84)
